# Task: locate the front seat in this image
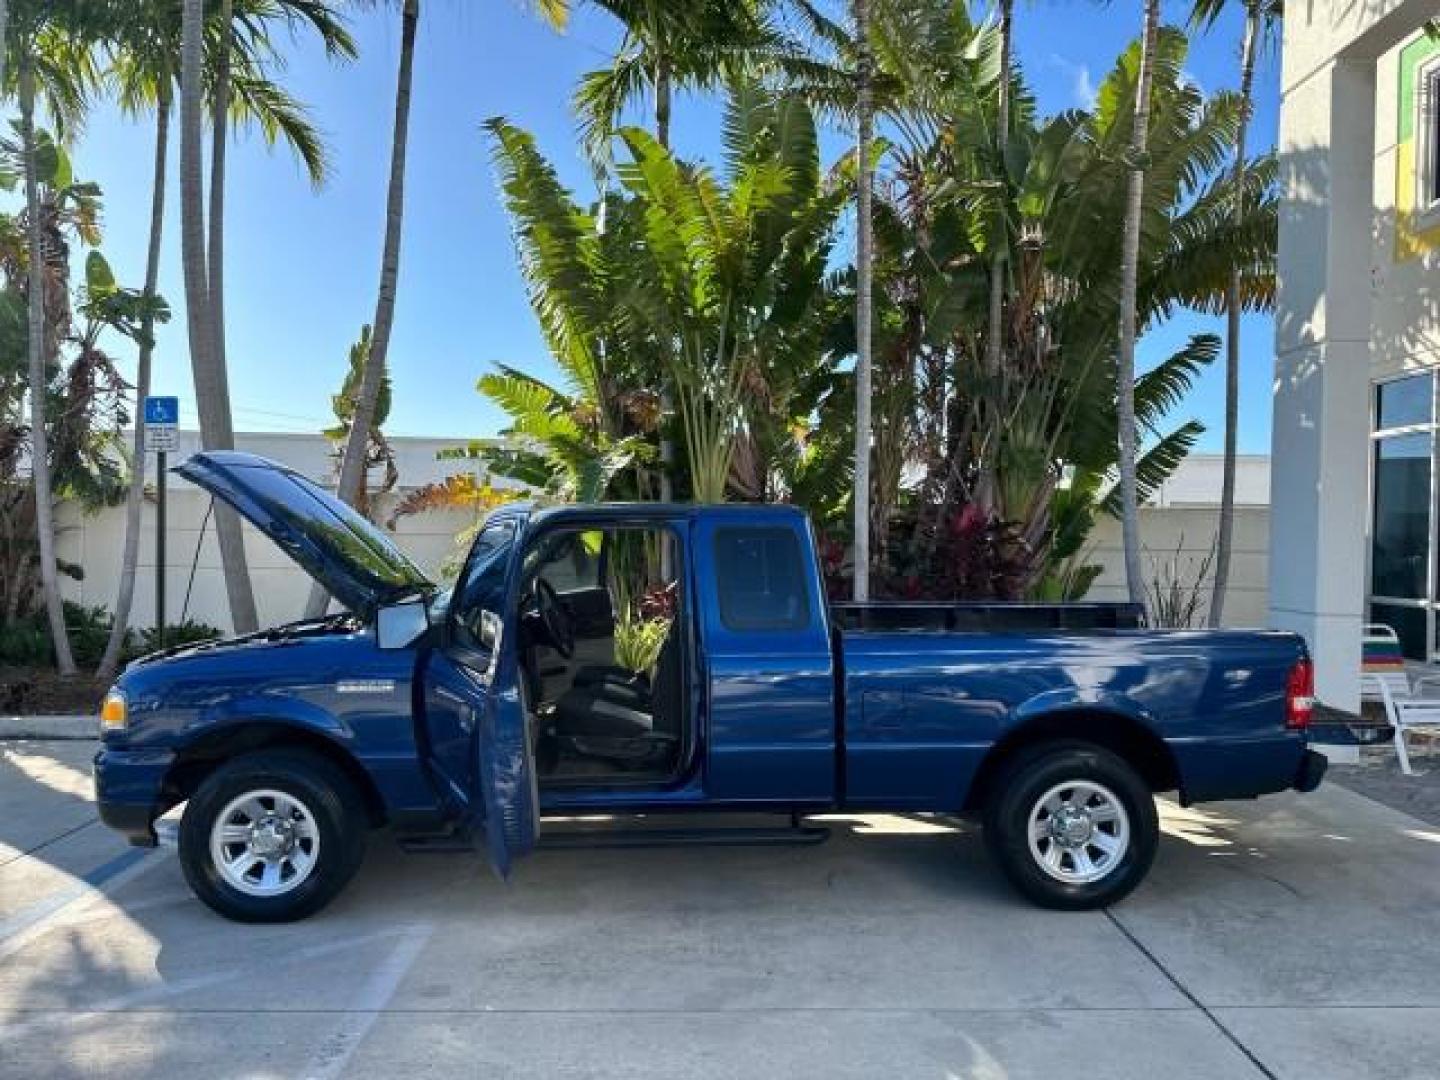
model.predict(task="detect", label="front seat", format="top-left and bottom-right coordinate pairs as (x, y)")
top-left (553, 631), bottom-right (680, 741)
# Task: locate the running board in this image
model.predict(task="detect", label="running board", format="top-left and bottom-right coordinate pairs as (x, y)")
top-left (540, 824), bottom-right (831, 850)
top-left (398, 822), bottom-right (831, 854)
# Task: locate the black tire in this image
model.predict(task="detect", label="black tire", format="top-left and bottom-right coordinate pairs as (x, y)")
top-left (982, 741), bottom-right (1158, 911)
top-left (179, 750), bottom-right (367, 923)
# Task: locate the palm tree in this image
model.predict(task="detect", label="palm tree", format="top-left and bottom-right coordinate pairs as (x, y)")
top-left (180, 0), bottom-right (251, 635)
top-left (334, 0), bottom-right (567, 520)
top-left (6, 0), bottom-right (110, 674)
top-left (99, 0), bottom-right (344, 673)
top-left (209, 0), bottom-right (351, 432)
top-left (852, 0), bottom-right (873, 600)
top-left (333, 0), bottom-right (417, 522)
top-left (1190, 0), bottom-right (1280, 627)
top-left (323, 0), bottom-right (566, 617)
top-left (1114, 0), bottom-right (1162, 610)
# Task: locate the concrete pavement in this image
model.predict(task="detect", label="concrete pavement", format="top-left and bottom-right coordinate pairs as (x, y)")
top-left (1, 738), bottom-right (1437, 1079)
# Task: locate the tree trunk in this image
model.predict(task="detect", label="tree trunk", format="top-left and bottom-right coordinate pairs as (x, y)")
top-left (20, 60), bottom-right (76, 675)
top-left (210, 0), bottom-right (231, 396)
top-left (655, 53), bottom-right (674, 503)
top-left (0, 2), bottom-right (9, 96)
top-left (978, 0), bottom-right (1012, 517)
top-left (100, 95), bottom-right (171, 678)
top-left (1115, 0), bottom-right (1161, 612)
top-left (1208, 5), bottom-right (1258, 629)
top-left (181, 0), bottom-right (258, 634)
top-left (336, 0), bottom-right (417, 516)
top-left (852, 0), bottom-right (874, 601)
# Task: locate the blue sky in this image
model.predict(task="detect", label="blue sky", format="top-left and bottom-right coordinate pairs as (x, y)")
top-left (67, 0), bottom-right (1280, 451)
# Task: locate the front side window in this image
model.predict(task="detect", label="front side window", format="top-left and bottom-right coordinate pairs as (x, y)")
top-left (714, 527), bottom-right (810, 631)
top-left (452, 518), bottom-right (517, 657)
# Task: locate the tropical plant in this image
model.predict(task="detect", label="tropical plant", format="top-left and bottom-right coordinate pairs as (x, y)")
top-left (1188, 0), bottom-right (1282, 626)
top-left (613, 608), bottom-right (670, 675)
top-left (0, 135), bottom-right (165, 645)
top-left (805, 18), bottom-right (1273, 600)
top-left (3, 0), bottom-right (115, 673)
top-left (612, 87), bottom-right (844, 503)
top-left (325, 324), bottom-right (397, 517)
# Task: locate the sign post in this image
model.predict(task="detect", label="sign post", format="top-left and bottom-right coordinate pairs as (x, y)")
top-left (143, 396), bottom-right (180, 648)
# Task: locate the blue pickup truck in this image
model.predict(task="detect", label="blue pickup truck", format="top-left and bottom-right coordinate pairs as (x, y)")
top-left (94, 452), bottom-right (1325, 922)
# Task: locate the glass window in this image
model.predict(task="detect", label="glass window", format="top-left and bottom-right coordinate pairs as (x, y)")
top-left (452, 518), bottom-right (517, 655)
top-left (1371, 602), bottom-right (1428, 662)
top-left (1371, 433), bottom-right (1432, 599)
top-left (529, 530), bottom-right (603, 594)
top-left (714, 527), bottom-right (810, 631)
top-left (1376, 374), bottom-right (1433, 431)
top-left (1426, 69), bottom-right (1440, 206)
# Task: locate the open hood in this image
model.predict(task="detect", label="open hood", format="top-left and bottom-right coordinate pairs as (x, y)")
top-left (175, 451), bottom-right (433, 616)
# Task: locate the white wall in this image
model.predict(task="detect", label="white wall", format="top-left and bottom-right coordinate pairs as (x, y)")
top-left (56, 431), bottom-right (494, 634)
top-left (54, 438), bottom-right (1273, 635)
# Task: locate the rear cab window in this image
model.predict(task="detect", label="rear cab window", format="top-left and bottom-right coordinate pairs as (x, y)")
top-left (713, 527), bottom-right (811, 632)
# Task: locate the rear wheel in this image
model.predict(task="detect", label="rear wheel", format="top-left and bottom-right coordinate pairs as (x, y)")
top-left (179, 751), bottom-right (367, 923)
top-left (983, 742), bottom-right (1158, 910)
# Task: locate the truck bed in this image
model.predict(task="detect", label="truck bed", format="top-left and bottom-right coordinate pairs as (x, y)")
top-left (830, 601), bottom-right (1145, 633)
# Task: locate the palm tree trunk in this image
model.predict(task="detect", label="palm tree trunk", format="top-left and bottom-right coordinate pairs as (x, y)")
top-left (20, 59), bottom-right (76, 675)
top-left (181, 0), bottom-right (258, 634)
top-left (852, 0), bottom-right (874, 601)
top-left (0, 2), bottom-right (9, 94)
top-left (336, 0), bottom-right (417, 516)
top-left (100, 95), bottom-right (171, 678)
top-left (210, 0), bottom-right (231, 392)
top-left (1115, 0), bottom-right (1161, 611)
top-left (1207, 4), bottom-right (1258, 628)
top-left (978, 0), bottom-right (1012, 518)
top-left (655, 53), bottom-right (674, 503)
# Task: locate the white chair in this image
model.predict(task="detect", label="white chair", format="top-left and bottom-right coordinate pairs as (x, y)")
top-left (1360, 623), bottom-right (1440, 775)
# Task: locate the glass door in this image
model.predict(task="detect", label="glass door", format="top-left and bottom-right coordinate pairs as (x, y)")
top-left (1370, 371), bottom-right (1439, 659)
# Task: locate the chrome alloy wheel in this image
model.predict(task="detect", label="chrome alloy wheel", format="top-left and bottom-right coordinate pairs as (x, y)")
top-left (209, 788), bottom-right (321, 897)
top-left (1026, 780), bottom-right (1130, 885)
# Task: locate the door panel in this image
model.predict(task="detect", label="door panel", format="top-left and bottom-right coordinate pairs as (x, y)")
top-left (416, 512), bottom-right (539, 877)
top-left (693, 513), bottom-right (836, 804)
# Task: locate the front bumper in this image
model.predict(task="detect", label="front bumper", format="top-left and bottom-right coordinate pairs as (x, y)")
top-left (93, 746), bottom-right (175, 847)
top-left (1294, 747), bottom-right (1328, 793)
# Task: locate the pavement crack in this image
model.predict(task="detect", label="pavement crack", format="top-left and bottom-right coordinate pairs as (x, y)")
top-left (0, 816), bottom-right (96, 870)
top-left (1104, 908), bottom-right (1279, 1080)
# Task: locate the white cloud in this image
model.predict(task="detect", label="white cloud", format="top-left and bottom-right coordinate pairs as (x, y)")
top-left (1048, 54), bottom-right (1098, 110)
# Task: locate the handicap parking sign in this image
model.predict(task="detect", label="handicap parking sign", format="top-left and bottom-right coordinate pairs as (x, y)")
top-left (143, 395), bottom-right (180, 453)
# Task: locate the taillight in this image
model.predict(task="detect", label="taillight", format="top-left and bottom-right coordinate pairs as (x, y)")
top-left (1286, 659), bottom-right (1315, 730)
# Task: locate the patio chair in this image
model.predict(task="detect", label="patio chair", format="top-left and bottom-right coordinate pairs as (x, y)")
top-left (1360, 623), bottom-right (1440, 775)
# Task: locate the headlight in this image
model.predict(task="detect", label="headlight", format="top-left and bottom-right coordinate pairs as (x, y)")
top-left (99, 689), bottom-right (128, 732)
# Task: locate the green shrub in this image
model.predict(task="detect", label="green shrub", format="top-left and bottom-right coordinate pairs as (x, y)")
top-left (124, 619), bottom-right (221, 662)
top-left (0, 604), bottom-right (222, 669)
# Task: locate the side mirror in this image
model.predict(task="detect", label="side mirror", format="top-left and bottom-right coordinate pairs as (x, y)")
top-left (376, 599), bottom-right (429, 650)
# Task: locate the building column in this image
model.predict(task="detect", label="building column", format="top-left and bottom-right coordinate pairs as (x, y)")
top-left (1269, 58), bottom-right (1377, 712)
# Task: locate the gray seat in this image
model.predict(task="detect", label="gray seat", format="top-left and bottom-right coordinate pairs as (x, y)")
top-left (554, 632), bottom-right (680, 742)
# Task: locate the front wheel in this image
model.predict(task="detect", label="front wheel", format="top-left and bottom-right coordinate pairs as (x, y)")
top-left (983, 742), bottom-right (1158, 910)
top-left (179, 750), bottom-right (367, 923)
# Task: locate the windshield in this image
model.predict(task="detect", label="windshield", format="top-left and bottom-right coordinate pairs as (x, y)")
top-left (451, 517), bottom-right (519, 663)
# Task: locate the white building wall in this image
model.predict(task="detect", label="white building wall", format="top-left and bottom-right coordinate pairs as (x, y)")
top-left (53, 438), bottom-right (1272, 635)
top-left (1269, 0), bottom-right (1439, 710)
top-left (55, 431), bottom-right (493, 635)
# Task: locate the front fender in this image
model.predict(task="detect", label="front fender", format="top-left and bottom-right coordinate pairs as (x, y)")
top-left (188, 694), bottom-right (356, 749)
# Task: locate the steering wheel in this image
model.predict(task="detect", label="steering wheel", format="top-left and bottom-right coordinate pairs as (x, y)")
top-left (534, 578), bottom-right (575, 659)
